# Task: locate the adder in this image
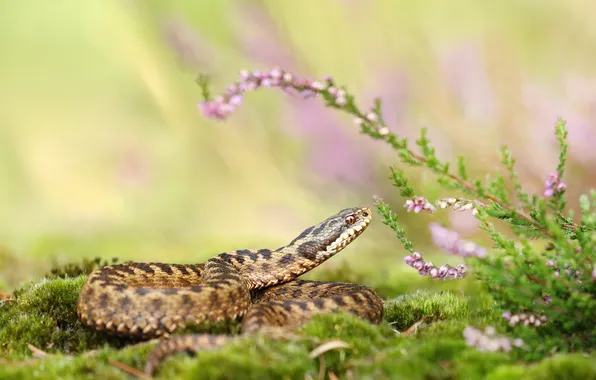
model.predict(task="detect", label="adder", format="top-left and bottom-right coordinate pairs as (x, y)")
top-left (76, 207), bottom-right (383, 374)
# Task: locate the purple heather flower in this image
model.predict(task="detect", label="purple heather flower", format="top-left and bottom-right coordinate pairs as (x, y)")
top-left (229, 94), bottom-right (243, 106)
top-left (447, 268), bottom-right (458, 279)
top-left (503, 311), bottom-right (547, 327)
top-left (198, 100), bottom-right (229, 119)
top-left (366, 112), bottom-right (378, 121)
top-left (404, 197), bottom-right (436, 214)
top-left (403, 251), bottom-right (466, 280)
top-left (543, 172), bottom-right (567, 197)
top-left (197, 66), bottom-right (361, 136)
top-left (335, 96), bottom-right (347, 106)
top-left (436, 197), bottom-right (483, 216)
top-left (413, 260), bottom-right (424, 271)
top-left (310, 81), bottom-right (326, 91)
top-left (438, 265), bottom-right (449, 277)
top-left (547, 259), bottom-right (582, 280)
top-left (592, 264), bottom-right (596, 281)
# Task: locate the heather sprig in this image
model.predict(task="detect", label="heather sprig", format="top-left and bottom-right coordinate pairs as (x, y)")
top-left (198, 67), bottom-right (568, 238)
top-left (436, 197), bottom-right (484, 216)
top-left (403, 251), bottom-right (467, 280)
top-left (373, 196), bottom-right (415, 253)
top-left (195, 67), bottom-right (595, 358)
top-left (502, 311), bottom-right (548, 327)
top-left (500, 145), bottom-right (531, 207)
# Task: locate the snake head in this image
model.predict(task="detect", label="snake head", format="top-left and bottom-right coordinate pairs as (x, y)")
top-left (282, 207), bottom-right (372, 268)
top-left (322, 207), bottom-right (372, 255)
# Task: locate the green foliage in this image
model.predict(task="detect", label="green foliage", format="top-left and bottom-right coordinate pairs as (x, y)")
top-left (196, 73), bottom-right (211, 102)
top-left (358, 114), bottom-right (595, 358)
top-left (389, 167), bottom-right (415, 198)
top-left (374, 197), bottom-right (415, 253)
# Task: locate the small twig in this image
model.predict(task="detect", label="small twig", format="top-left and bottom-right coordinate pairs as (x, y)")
top-left (108, 360), bottom-right (153, 379)
top-left (328, 371), bottom-right (339, 380)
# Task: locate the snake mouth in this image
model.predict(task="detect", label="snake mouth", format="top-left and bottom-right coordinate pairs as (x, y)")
top-left (325, 208), bottom-right (372, 254)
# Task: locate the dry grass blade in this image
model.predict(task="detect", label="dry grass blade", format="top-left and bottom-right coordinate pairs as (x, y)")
top-left (0, 358), bottom-right (40, 367)
top-left (328, 370), bottom-right (339, 380)
top-left (0, 291), bottom-right (15, 305)
top-left (108, 360), bottom-right (153, 379)
top-left (309, 339), bottom-right (353, 359)
top-left (401, 316), bottom-right (431, 336)
top-left (0, 291), bottom-right (14, 301)
top-left (27, 344), bottom-right (50, 358)
top-left (317, 356), bottom-right (326, 380)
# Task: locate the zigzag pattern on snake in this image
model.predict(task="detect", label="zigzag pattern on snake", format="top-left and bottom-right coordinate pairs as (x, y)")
top-left (76, 207), bottom-right (383, 374)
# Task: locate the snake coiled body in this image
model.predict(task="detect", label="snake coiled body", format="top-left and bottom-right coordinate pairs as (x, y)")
top-left (77, 207), bottom-right (383, 374)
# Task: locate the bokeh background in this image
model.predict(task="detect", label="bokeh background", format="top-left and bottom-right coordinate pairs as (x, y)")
top-left (2, 0), bottom-right (596, 291)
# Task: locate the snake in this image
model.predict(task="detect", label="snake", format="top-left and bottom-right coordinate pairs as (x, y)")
top-left (76, 207), bottom-right (383, 374)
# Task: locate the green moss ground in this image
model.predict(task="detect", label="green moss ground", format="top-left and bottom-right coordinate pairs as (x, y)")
top-left (1, 277), bottom-right (595, 379)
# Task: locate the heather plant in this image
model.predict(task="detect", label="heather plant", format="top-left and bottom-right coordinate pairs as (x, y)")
top-left (196, 67), bottom-right (596, 360)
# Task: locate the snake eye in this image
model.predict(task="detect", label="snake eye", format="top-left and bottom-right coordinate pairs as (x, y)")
top-left (345, 215), bottom-right (356, 225)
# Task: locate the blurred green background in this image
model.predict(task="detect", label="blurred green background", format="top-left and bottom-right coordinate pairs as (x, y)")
top-left (1, 0), bottom-right (596, 290)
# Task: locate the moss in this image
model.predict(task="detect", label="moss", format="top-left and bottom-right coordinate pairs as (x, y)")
top-left (0, 276), bottom-right (126, 359)
top-left (383, 288), bottom-right (499, 331)
top-left (46, 257), bottom-right (121, 280)
top-left (525, 353), bottom-right (596, 380)
top-left (484, 353), bottom-right (596, 380)
top-left (0, 276), bottom-right (594, 379)
top-left (484, 364), bottom-right (528, 380)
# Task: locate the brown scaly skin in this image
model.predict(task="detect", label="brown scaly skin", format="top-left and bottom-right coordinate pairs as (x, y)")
top-left (76, 207), bottom-right (383, 375)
